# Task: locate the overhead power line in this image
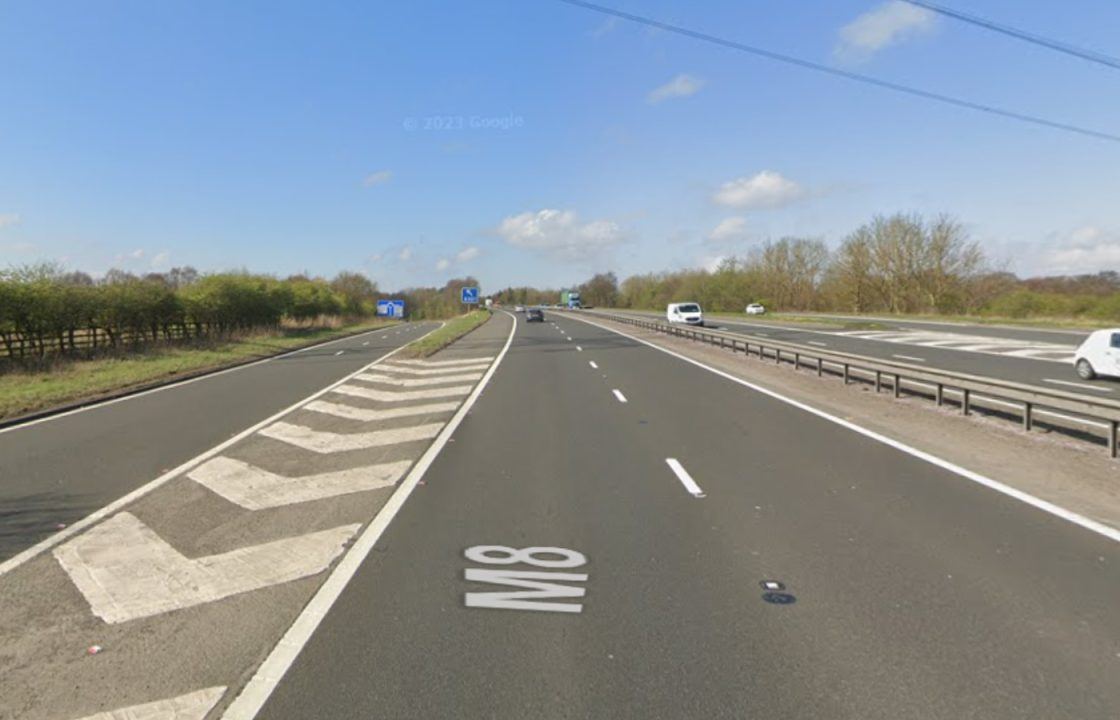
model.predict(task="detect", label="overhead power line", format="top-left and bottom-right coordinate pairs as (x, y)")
top-left (901, 0), bottom-right (1120, 71)
top-left (553, 0), bottom-right (1120, 144)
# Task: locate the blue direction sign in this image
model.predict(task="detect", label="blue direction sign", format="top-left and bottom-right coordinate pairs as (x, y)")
top-left (461, 286), bottom-right (480, 305)
top-left (376, 299), bottom-right (406, 317)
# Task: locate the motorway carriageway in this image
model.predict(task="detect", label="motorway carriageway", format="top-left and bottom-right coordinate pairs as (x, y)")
top-left (254, 311), bottom-right (1120, 720)
top-left (0, 323), bottom-right (435, 565)
top-left (600, 309), bottom-right (1114, 400)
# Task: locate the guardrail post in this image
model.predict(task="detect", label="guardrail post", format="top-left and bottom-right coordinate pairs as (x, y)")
top-left (961, 389), bottom-right (970, 416)
top-left (893, 374), bottom-right (901, 399)
top-left (936, 384), bottom-right (944, 406)
top-left (1023, 403), bottom-right (1032, 431)
top-left (775, 348), bottom-right (781, 365)
top-left (794, 352), bottom-right (800, 370)
top-left (1109, 421), bottom-right (1119, 458)
top-left (816, 358), bottom-right (822, 377)
top-left (874, 370), bottom-right (881, 393)
top-left (843, 364), bottom-right (850, 385)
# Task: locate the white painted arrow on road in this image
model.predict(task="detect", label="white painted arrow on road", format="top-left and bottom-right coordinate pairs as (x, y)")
top-left (73, 686), bottom-right (226, 720)
top-left (355, 371), bottom-right (482, 387)
top-left (377, 362), bottom-right (490, 376)
top-left (332, 383), bottom-right (471, 402)
top-left (303, 399), bottom-right (459, 422)
top-left (259, 421), bottom-right (443, 453)
top-left (54, 513), bottom-right (358, 623)
top-left (189, 456), bottom-right (412, 509)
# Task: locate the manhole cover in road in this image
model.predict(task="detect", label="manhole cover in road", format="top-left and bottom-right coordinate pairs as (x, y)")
top-left (762, 592), bottom-right (797, 605)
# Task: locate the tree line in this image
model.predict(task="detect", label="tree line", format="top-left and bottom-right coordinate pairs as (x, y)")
top-left (536, 213), bottom-right (1120, 321)
top-left (0, 264), bottom-right (383, 359)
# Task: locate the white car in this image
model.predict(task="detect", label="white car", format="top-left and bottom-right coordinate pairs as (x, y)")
top-left (1073, 329), bottom-right (1120, 380)
top-left (667, 302), bottom-right (704, 326)
top-left (745, 303), bottom-right (766, 315)
top-left (514, 305), bottom-right (525, 312)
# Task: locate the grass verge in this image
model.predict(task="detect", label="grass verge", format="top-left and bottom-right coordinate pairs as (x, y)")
top-left (396, 311), bottom-right (490, 359)
top-left (0, 318), bottom-right (398, 421)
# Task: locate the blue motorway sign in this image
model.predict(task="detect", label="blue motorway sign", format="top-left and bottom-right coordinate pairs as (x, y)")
top-left (376, 299), bottom-right (406, 317)
top-left (461, 286), bottom-right (480, 304)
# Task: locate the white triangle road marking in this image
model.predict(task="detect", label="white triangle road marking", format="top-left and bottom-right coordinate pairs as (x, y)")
top-left (332, 383), bottom-right (471, 402)
top-left (189, 457), bottom-right (412, 509)
top-left (259, 421), bottom-right (443, 453)
top-left (303, 399), bottom-right (460, 422)
top-left (377, 362), bottom-right (490, 376)
top-left (393, 356), bottom-right (494, 367)
top-left (73, 686), bottom-right (226, 720)
top-left (53, 513), bottom-right (359, 624)
top-left (355, 371), bottom-right (482, 387)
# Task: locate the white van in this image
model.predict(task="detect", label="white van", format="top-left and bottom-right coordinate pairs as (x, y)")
top-left (1073, 329), bottom-right (1120, 380)
top-left (667, 302), bottom-right (704, 326)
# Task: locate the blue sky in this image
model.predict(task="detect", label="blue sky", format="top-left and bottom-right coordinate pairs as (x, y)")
top-left (1, 0), bottom-right (1118, 291)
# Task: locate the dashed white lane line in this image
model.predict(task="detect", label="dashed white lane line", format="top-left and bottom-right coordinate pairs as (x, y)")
top-left (334, 350), bottom-right (344, 356)
top-left (576, 346), bottom-right (583, 351)
top-left (589, 361), bottom-right (599, 369)
top-left (362, 341), bottom-right (370, 346)
top-left (1043, 378), bottom-right (1112, 392)
top-left (808, 341), bottom-right (828, 347)
top-left (53, 513), bottom-right (359, 624)
top-left (355, 371), bottom-right (483, 387)
top-left (75, 687), bottom-right (227, 720)
top-left (189, 457), bottom-right (412, 509)
top-left (258, 421), bottom-right (443, 453)
top-left (567, 337), bottom-right (573, 342)
top-left (612, 389), bottom-right (628, 403)
top-left (892, 354), bottom-right (926, 363)
top-left (665, 458), bottom-right (705, 498)
top-left (304, 399), bottom-right (459, 422)
top-left (332, 383), bottom-right (471, 402)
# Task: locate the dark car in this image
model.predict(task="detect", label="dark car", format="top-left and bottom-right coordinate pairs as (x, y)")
top-left (526, 307), bottom-right (545, 322)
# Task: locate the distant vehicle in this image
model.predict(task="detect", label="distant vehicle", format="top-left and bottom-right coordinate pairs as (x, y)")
top-left (1073, 329), bottom-right (1120, 379)
top-left (560, 290), bottom-right (582, 309)
top-left (667, 302), bottom-right (704, 326)
top-left (526, 307), bottom-right (545, 322)
top-left (745, 303), bottom-right (766, 315)
top-left (514, 305), bottom-right (525, 312)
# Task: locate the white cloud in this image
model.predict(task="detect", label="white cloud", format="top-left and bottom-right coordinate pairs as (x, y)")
top-left (435, 258), bottom-right (450, 271)
top-left (708, 216), bottom-right (748, 242)
top-left (0, 241), bottom-right (34, 253)
top-left (150, 251), bottom-right (170, 269)
top-left (368, 252), bottom-right (383, 263)
top-left (590, 17), bottom-right (618, 38)
top-left (455, 245), bottom-right (480, 262)
top-left (497, 209), bottom-right (625, 261)
top-left (363, 170), bottom-right (393, 187)
top-left (0, 213), bottom-right (21, 229)
top-left (1042, 226), bottom-right (1120, 274)
top-left (713, 171), bottom-right (804, 209)
top-left (397, 246), bottom-right (413, 261)
top-left (835, 1), bottom-right (936, 62)
top-left (647, 74), bottom-right (705, 104)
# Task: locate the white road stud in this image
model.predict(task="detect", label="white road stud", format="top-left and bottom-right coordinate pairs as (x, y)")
top-left (259, 421), bottom-right (443, 453)
top-left (355, 371), bottom-right (482, 387)
top-left (73, 686), bottom-right (226, 720)
top-left (189, 457), bottom-right (412, 509)
top-left (303, 399), bottom-right (460, 422)
top-left (331, 383), bottom-right (471, 402)
top-left (54, 513), bottom-right (358, 623)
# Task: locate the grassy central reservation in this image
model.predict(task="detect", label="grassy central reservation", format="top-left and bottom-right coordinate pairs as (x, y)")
top-left (0, 318), bottom-right (399, 421)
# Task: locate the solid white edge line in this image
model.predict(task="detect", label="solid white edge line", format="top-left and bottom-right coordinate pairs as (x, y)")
top-left (665, 458), bottom-right (705, 497)
top-left (566, 314), bottom-right (1120, 544)
top-left (0, 323), bottom-right (409, 436)
top-left (892, 354), bottom-right (926, 362)
top-left (0, 322), bottom-right (446, 579)
top-left (612, 389), bottom-right (628, 403)
top-left (1043, 378), bottom-right (1111, 393)
top-left (220, 310), bottom-right (518, 720)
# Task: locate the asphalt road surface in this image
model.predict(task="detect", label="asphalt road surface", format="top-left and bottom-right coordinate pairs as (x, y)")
top-left (257, 311), bottom-right (1120, 720)
top-left (0, 323), bottom-right (434, 563)
top-left (599, 309), bottom-right (1115, 399)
